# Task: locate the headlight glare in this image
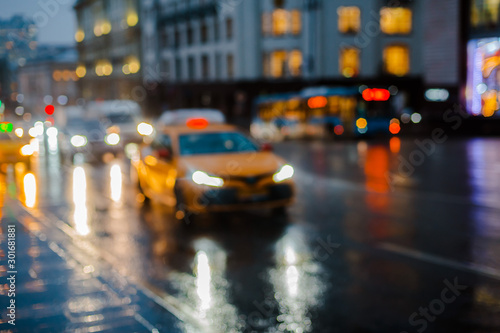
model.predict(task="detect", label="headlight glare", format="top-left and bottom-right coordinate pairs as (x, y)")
top-left (273, 164), bottom-right (294, 183)
top-left (105, 133), bottom-right (120, 146)
top-left (192, 170), bottom-right (224, 187)
top-left (71, 135), bottom-right (87, 148)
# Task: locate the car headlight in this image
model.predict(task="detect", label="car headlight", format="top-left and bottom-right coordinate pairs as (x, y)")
top-left (192, 170), bottom-right (224, 187)
top-left (19, 144), bottom-right (34, 156)
top-left (273, 164), bottom-right (294, 183)
top-left (137, 122), bottom-right (154, 136)
top-left (71, 135), bottom-right (87, 148)
top-left (105, 133), bottom-right (120, 146)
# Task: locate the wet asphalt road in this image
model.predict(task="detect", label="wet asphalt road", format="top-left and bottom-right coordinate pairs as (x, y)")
top-left (2, 137), bottom-right (500, 332)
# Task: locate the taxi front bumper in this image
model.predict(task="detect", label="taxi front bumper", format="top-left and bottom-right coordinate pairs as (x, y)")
top-left (180, 182), bottom-right (294, 212)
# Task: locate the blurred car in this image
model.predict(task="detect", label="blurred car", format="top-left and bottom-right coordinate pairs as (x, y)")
top-left (87, 100), bottom-right (142, 143)
top-left (101, 112), bottom-right (142, 143)
top-left (59, 118), bottom-right (123, 162)
top-left (132, 110), bottom-right (295, 220)
top-left (0, 129), bottom-right (33, 170)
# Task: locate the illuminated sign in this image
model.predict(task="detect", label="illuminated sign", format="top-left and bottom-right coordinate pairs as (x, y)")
top-left (425, 89), bottom-right (449, 102)
top-left (362, 88), bottom-right (390, 101)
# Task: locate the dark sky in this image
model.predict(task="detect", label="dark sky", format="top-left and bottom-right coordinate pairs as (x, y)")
top-left (1, 0), bottom-right (76, 45)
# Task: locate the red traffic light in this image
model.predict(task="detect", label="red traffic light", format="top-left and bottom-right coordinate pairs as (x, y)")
top-left (45, 105), bottom-right (55, 115)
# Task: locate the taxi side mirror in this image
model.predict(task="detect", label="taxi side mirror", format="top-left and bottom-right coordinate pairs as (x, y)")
top-left (157, 148), bottom-right (171, 160)
top-left (261, 143), bottom-right (273, 152)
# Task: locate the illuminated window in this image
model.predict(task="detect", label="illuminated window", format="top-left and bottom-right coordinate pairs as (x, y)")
top-left (338, 6), bottom-right (360, 34)
top-left (471, 0), bottom-right (500, 27)
top-left (262, 13), bottom-right (272, 35)
top-left (288, 50), bottom-right (302, 77)
top-left (272, 9), bottom-right (290, 36)
top-left (291, 10), bottom-right (301, 35)
top-left (270, 50), bottom-right (287, 78)
top-left (384, 45), bottom-right (410, 76)
top-left (380, 7), bottom-right (412, 34)
top-left (340, 47), bottom-right (359, 78)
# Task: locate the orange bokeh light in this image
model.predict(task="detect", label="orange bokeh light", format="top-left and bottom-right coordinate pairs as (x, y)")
top-left (389, 123), bottom-right (401, 134)
top-left (307, 96), bottom-right (328, 109)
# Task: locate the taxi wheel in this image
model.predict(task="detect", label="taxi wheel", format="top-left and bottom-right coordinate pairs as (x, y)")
top-left (174, 184), bottom-right (193, 225)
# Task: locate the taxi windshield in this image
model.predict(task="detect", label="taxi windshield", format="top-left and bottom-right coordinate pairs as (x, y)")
top-left (179, 132), bottom-right (259, 156)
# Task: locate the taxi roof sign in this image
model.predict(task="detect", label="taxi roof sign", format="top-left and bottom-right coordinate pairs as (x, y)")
top-left (159, 109), bottom-right (225, 126)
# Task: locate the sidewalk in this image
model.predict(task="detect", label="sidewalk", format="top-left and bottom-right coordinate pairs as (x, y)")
top-left (0, 206), bottom-right (184, 333)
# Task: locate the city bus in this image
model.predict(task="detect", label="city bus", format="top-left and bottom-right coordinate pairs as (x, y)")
top-left (251, 86), bottom-right (400, 141)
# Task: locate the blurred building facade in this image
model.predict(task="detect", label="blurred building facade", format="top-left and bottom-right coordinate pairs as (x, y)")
top-left (0, 15), bottom-right (38, 116)
top-left (139, 0), bottom-right (465, 124)
top-left (17, 46), bottom-right (80, 118)
top-left (74, 0), bottom-right (142, 101)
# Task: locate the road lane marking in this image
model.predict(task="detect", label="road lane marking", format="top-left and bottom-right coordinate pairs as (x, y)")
top-left (378, 242), bottom-right (500, 281)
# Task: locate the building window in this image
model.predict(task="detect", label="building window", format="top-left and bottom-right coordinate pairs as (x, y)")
top-left (288, 50), bottom-right (302, 77)
top-left (291, 10), bottom-right (301, 35)
top-left (202, 55), bottom-right (209, 79)
top-left (201, 21), bottom-right (208, 43)
top-left (262, 13), bottom-right (272, 35)
top-left (263, 53), bottom-right (270, 77)
top-left (270, 50), bottom-right (287, 78)
top-left (174, 28), bottom-right (180, 48)
top-left (227, 54), bottom-right (234, 78)
top-left (215, 53), bottom-right (221, 79)
top-left (161, 59), bottom-right (170, 79)
top-left (338, 6), bottom-right (360, 34)
top-left (161, 30), bottom-right (169, 48)
top-left (175, 57), bottom-right (182, 80)
top-left (187, 24), bottom-right (193, 45)
top-left (188, 56), bottom-right (195, 80)
top-left (226, 18), bottom-right (233, 40)
top-left (214, 19), bottom-right (220, 41)
top-left (384, 45), bottom-right (410, 76)
top-left (339, 47), bottom-right (359, 78)
top-left (272, 9), bottom-right (289, 36)
top-left (380, 7), bottom-right (412, 34)
top-left (266, 50), bottom-right (302, 78)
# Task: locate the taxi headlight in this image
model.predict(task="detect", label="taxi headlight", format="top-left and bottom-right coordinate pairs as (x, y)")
top-left (273, 164), bottom-right (294, 183)
top-left (71, 135), bottom-right (87, 148)
top-left (20, 144), bottom-right (34, 156)
top-left (192, 171), bottom-right (224, 187)
top-left (105, 133), bottom-right (120, 146)
top-left (137, 122), bottom-right (154, 136)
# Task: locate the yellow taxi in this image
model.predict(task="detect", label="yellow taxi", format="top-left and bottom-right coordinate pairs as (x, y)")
top-left (0, 123), bottom-right (33, 170)
top-left (132, 110), bottom-right (295, 220)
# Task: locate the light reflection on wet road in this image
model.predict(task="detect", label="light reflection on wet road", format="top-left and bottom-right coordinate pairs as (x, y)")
top-left (3, 137), bottom-right (500, 332)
